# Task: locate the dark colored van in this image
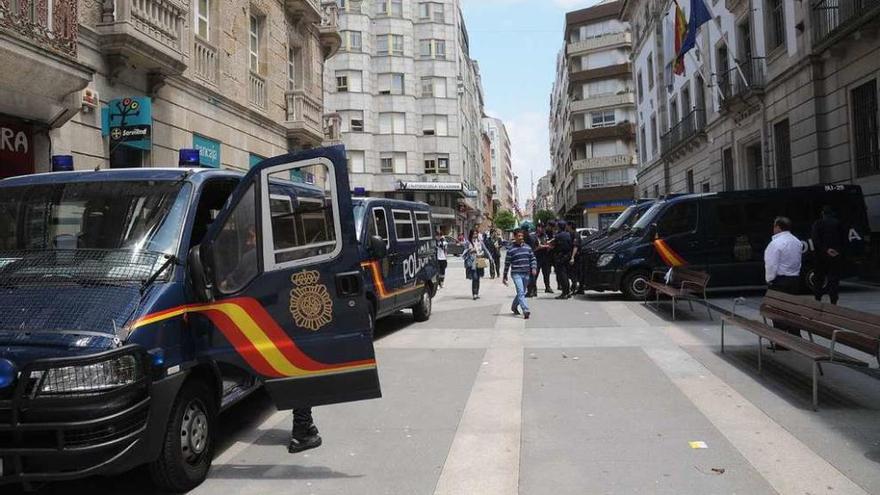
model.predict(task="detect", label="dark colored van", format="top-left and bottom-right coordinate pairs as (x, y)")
top-left (585, 185), bottom-right (871, 300)
top-left (582, 199), bottom-right (657, 256)
top-left (0, 146), bottom-right (381, 491)
top-left (352, 199), bottom-right (438, 324)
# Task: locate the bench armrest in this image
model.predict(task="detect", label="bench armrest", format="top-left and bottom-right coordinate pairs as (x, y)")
top-left (680, 280), bottom-right (707, 295)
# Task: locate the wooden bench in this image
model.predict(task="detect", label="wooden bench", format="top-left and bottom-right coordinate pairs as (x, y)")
top-left (644, 266), bottom-right (712, 320)
top-left (721, 290), bottom-right (880, 410)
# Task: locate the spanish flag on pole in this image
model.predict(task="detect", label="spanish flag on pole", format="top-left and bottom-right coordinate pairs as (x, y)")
top-left (672, 0), bottom-right (687, 75)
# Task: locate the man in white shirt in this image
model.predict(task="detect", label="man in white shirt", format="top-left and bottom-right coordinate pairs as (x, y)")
top-left (764, 216), bottom-right (803, 342)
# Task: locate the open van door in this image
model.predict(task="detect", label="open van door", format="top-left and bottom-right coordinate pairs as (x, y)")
top-left (195, 145), bottom-right (380, 409)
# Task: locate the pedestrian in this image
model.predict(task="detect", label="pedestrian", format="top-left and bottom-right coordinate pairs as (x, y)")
top-left (484, 229), bottom-right (500, 279)
top-left (464, 228), bottom-right (488, 300)
top-left (765, 216), bottom-right (804, 345)
top-left (534, 225), bottom-right (554, 294)
top-left (549, 221), bottom-right (573, 299)
top-left (567, 223), bottom-right (583, 295)
top-left (490, 230), bottom-right (502, 279)
top-left (525, 226), bottom-right (540, 297)
top-left (503, 229), bottom-right (538, 319)
top-left (435, 228), bottom-right (448, 288)
top-left (811, 205), bottom-right (846, 304)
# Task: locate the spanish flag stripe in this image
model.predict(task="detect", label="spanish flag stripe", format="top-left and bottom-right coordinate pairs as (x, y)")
top-left (654, 240), bottom-right (687, 267)
top-left (200, 308), bottom-right (284, 378)
top-left (361, 261), bottom-right (424, 299)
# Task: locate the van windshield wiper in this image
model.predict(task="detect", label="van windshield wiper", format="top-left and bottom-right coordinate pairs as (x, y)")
top-left (141, 254), bottom-right (179, 292)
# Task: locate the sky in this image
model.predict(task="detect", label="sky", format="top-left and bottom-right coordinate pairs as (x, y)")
top-left (460, 0), bottom-right (602, 209)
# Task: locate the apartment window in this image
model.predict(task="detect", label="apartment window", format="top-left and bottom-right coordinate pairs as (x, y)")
top-left (375, 0), bottom-right (402, 16)
top-left (774, 119), bottom-right (792, 187)
top-left (335, 70), bottom-right (362, 92)
top-left (637, 71), bottom-right (644, 103)
top-left (686, 170), bottom-right (695, 193)
top-left (591, 110), bottom-right (615, 128)
top-left (376, 34), bottom-right (404, 56)
top-left (248, 14), bottom-right (261, 72)
top-left (669, 96), bottom-right (679, 127)
top-left (423, 115), bottom-right (448, 136)
top-left (722, 147), bottom-right (735, 191)
top-left (424, 153), bottom-right (450, 174)
top-left (647, 53), bottom-right (654, 89)
top-left (420, 39), bottom-right (446, 59)
top-left (649, 114), bottom-right (658, 156)
top-left (340, 110), bottom-right (364, 132)
top-left (654, 184), bottom-right (660, 198)
top-left (639, 126), bottom-right (647, 162)
top-left (853, 80), bottom-right (880, 177)
top-left (419, 2), bottom-right (444, 22)
top-left (379, 112), bottom-right (406, 134)
top-left (767, 0), bottom-right (786, 51)
top-left (341, 30), bottom-right (362, 51)
top-left (380, 153), bottom-right (393, 173)
top-left (378, 73), bottom-right (404, 95)
top-left (347, 150), bottom-right (365, 173)
top-left (702, 182), bottom-right (711, 193)
top-left (421, 76), bottom-right (447, 97)
top-left (287, 46), bottom-right (299, 90)
top-left (195, 0), bottom-right (209, 40)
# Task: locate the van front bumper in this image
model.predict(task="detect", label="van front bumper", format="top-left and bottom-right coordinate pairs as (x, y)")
top-left (0, 346), bottom-right (178, 487)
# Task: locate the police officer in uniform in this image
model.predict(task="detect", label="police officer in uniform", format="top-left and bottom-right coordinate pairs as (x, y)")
top-left (524, 225), bottom-right (540, 297)
top-left (550, 221), bottom-right (573, 299)
top-left (567, 223), bottom-right (582, 295)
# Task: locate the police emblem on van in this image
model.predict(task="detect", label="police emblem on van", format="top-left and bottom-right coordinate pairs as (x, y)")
top-left (289, 271), bottom-right (333, 331)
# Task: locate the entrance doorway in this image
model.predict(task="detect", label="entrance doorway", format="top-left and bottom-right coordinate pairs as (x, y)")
top-left (744, 142), bottom-right (763, 189)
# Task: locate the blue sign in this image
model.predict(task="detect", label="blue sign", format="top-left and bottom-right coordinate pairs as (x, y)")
top-left (193, 134), bottom-right (221, 168)
top-left (104, 97), bottom-right (152, 151)
top-left (249, 153), bottom-right (265, 169)
top-left (583, 200), bottom-right (634, 210)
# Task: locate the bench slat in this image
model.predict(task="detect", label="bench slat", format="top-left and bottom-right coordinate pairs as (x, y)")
top-left (761, 306), bottom-right (880, 356)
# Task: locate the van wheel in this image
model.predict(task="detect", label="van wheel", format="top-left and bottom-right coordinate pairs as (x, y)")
top-left (621, 270), bottom-right (650, 301)
top-left (149, 380), bottom-right (216, 493)
top-left (412, 287), bottom-right (432, 322)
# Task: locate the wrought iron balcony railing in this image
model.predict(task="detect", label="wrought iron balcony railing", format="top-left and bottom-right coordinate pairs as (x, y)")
top-left (0, 0), bottom-right (78, 56)
top-left (661, 108), bottom-right (707, 156)
top-left (717, 57), bottom-right (766, 102)
top-left (812, 0), bottom-right (880, 45)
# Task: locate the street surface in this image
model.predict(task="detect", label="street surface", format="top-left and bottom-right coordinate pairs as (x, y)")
top-left (15, 258), bottom-right (880, 494)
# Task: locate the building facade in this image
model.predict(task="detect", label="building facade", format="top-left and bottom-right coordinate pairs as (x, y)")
top-left (535, 173), bottom-right (555, 215)
top-left (0, 0), bottom-right (338, 179)
top-left (325, 0), bottom-right (487, 235)
top-left (483, 116), bottom-right (515, 214)
top-left (550, 1), bottom-right (639, 230)
top-left (622, 0), bottom-right (880, 234)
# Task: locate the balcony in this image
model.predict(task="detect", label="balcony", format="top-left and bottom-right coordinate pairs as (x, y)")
top-left (717, 58), bottom-right (765, 111)
top-left (571, 123), bottom-right (636, 145)
top-left (324, 113), bottom-right (342, 142)
top-left (572, 154), bottom-right (637, 172)
top-left (285, 89), bottom-right (323, 146)
top-left (193, 37), bottom-right (218, 86)
top-left (570, 91), bottom-right (635, 113)
top-left (812, 0), bottom-right (880, 51)
top-left (570, 63), bottom-right (632, 84)
top-left (661, 108), bottom-right (707, 158)
top-left (287, 0), bottom-right (323, 22)
top-left (567, 31), bottom-right (632, 57)
top-left (98, 0), bottom-right (187, 84)
top-left (249, 71), bottom-right (267, 110)
top-left (319, 1), bottom-right (341, 59)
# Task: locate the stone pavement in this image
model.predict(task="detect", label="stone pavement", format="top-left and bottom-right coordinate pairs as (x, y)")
top-left (20, 260), bottom-right (880, 494)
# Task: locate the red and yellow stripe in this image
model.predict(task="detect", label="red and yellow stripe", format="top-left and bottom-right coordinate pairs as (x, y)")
top-left (132, 298), bottom-right (376, 379)
top-left (654, 239), bottom-right (687, 267)
top-left (360, 260), bottom-right (423, 299)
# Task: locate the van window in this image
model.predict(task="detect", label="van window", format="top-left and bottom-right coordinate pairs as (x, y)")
top-left (214, 184), bottom-right (257, 294)
top-left (371, 207), bottom-right (389, 244)
top-left (714, 201), bottom-right (744, 236)
top-left (658, 202), bottom-right (698, 236)
top-left (393, 210), bottom-right (415, 241)
top-left (415, 211), bottom-right (432, 238)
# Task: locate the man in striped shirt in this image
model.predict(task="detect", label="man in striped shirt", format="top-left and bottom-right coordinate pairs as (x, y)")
top-left (503, 230), bottom-right (538, 319)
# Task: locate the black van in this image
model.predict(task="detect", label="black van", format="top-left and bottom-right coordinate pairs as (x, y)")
top-left (583, 199), bottom-right (657, 256)
top-left (352, 199), bottom-right (438, 324)
top-left (585, 185), bottom-right (871, 300)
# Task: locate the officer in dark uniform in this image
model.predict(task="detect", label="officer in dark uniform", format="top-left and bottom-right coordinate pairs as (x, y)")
top-left (524, 225), bottom-right (540, 297)
top-left (533, 225), bottom-right (554, 294)
top-left (811, 205), bottom-right (846, 304)
top-left (550, 221), bottom-right (573, 299)
top-left (567, 223), bottom-right (582, 295)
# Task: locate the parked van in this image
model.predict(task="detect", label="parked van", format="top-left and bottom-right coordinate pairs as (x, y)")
top-left (584, 185), bottom-right (870, 300)
top-left (0, 146), bottom-right (381, 491)
top-left (582, 200), bottom-right (657, 255)
top-left (352, 198), bottom-right (438, 323)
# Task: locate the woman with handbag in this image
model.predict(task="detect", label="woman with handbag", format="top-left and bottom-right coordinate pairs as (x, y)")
top-left (463, 229), bottom-right (488, 300)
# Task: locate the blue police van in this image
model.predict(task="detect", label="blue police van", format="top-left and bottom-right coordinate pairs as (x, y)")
top-left (584, 185), bottom-right (871, 300)
top-left (0, 146), bottom-right (381, 491)
top-left (352, 198), bottom-right (437, 324)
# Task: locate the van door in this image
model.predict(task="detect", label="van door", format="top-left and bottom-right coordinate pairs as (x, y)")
top-left (387, 208), bottom-right (417, 306)
top-left (197, 146), bottom-right (380, 410)
top-left (653, 200), bottom-right (704, 271)
top-left (703, 198), bottom-right (752, 286)
top-left (363, 205), bottom-right (396, 317)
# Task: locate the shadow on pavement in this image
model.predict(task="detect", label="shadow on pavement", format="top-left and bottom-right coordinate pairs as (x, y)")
top-left (206, 464), bottom-right (364, 481)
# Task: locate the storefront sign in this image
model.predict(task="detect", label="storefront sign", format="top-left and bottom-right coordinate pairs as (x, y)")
top-left (0, 120), bottom-right (34, 179)
top-left (103, 97), bottom-right (152, 151)
top-left (193, 134), bottom-right (221, 168)
top-left (583, 199), bottom-right (634, 210)
top-left (399, 181), bottom-right (464, 192)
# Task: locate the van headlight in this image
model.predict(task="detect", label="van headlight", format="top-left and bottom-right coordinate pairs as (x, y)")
top-left (596, 253), bottom-right (616, 267)
top-left (37, 353), bottom-right (142, 395)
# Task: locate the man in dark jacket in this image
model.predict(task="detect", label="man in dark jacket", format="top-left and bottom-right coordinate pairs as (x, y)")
top-left (533, 225), bottom-right (554, 295)
top-left (550, 221), bottom-right (573, 299)
top-left (525, 226), bottom-right (539, 297)
top-left (811, 206), bottom-right (846, 304)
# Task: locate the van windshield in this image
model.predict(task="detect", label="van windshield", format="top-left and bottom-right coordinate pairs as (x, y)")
top-left (0, 180), bottom-right (191, 283)
top-left (353, 204), bottom-right (366, 241)
top-left (631, 202), bottom-right (665, 232)
top-left (608, 205), bottom-right (637, 231)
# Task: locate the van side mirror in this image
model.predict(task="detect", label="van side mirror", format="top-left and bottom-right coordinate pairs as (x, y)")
top-left (369, 236), bottom-right (388, 258)
top-left (188, 245), bottom-right (213, 302)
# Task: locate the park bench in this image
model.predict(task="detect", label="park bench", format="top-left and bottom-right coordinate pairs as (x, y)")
top-left (721, 290), bottom-right (880, 410)
top-left (645, 266), bottom-right (712, 320)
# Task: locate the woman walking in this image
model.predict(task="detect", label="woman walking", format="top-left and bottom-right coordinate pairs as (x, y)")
top-left (463, 229), bottom-right (488, 300)
top-left (435, 229), bottom-right (448, 288)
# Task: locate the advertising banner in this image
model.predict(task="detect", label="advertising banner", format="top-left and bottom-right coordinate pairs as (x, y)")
top-left (104, 97), bottom-right (152, 151)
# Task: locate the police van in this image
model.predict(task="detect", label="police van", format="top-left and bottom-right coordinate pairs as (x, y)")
top-left (584, 185), bottom-right (870, 300)
top-left (0, 146), bottom-right (381, 491)
top-left (352, 199), bottom-right (438, 324)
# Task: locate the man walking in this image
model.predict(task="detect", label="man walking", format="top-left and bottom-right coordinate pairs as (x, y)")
top-left (550, 221), bottom-right (573, 299)
top-left (503, 229), bottom-right (538, 319)
top-left (811, 206), bottom-right (845, 304)
top-left (567, 223), bottom-right (582, 294)
top-left (534, 225), bottom-right (554, 294)
top-left (765, 216), bottom-right (803, 341)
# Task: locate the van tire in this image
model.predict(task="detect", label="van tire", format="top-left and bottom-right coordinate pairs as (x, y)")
top-left (621, 270), bottom-right (651, 301)
top-left (149, 379), bottom-right (216, 493)
top-left (412, 287), bottom-right (432, 322)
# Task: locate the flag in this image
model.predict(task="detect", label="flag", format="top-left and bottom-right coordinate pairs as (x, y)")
top-left (672, 0), bottom-right (687, 75)
top-left (678, 0), bottom-right (713, 61)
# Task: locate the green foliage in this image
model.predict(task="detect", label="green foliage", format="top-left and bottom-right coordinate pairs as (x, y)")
top-left (535, 209), bottom-right (556, 226)
top-left (494, 209), bottom-right (517, 231)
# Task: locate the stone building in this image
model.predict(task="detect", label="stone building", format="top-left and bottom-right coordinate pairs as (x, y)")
top-left (483, 116), bottom-right (515, 214)
top-left (549, 1), bottom-right (639, 229)
top-left (621, 0), bottom-right (880, 233)
top-left (324, 0), bottom-right (487, 235)
top-left (0, 0), bottom-right (339, 178)
top-left (535, 172), bottom-right (555, 216)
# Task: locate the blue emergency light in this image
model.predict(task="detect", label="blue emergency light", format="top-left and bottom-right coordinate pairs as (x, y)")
top-left (51, 155), bottom-right (74, 172)
top-left (0, 358), bottom-right (15, 389)
top-left (353, 187), bottom-right (366, 196)
top-left (179, 148), bottom-right (200, 167)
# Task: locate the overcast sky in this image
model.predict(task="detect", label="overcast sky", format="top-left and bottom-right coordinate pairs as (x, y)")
top-left (461, 0), bottom-right (602, 208)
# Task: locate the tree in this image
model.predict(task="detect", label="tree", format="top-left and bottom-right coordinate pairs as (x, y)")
top-left (494, 209), bottom-right (516, 231)
top-left (535, 209), bottom-right (555, 227)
